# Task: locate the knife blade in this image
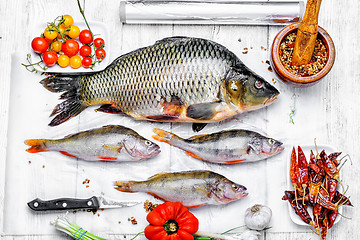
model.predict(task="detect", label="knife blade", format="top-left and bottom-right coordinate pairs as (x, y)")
top-left (27, 196), bottom-right (141, 211)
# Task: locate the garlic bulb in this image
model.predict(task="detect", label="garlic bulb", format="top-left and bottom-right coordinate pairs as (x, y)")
top-left (244, 204), bottom-right (272, 230)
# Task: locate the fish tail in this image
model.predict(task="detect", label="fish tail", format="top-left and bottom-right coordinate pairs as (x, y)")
top-left (40, 75), bottom-right (87, 126)
top-left (114, 181), bottom-right (137, 193)
top-left (152, 128), bottom-right (183, 146)
top-left (25, 139), bottom-right (48, 153)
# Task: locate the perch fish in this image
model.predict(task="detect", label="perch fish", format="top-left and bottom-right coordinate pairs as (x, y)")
top-left (153, 128), bottom-right (284, 164)
top-left (25, 125), bottom-right (160, 162)
top-left (114, 170), bottom-right (248, 208)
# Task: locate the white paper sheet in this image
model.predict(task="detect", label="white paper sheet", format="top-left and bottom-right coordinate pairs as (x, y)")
top-left (3, 51), bottom-right (319, 237)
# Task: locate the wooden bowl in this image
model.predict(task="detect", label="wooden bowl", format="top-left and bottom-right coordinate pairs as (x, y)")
top-left (271, 22), bottom-right (335, 87)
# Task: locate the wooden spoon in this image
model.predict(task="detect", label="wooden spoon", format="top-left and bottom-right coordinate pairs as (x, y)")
top-left (292, 0), bottom-right (322, 66)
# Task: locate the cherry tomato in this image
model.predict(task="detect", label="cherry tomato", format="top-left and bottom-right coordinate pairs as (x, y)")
top-left (62, 39), bottom-right (79, 57)
top-left (68, 25), bottom-right (80, 39)
top-left (57, 25), bottom-right (67, 39)
top-left (42, 51), bottom-right (58, 67)
top-left (61, 15), bottom-right (74, 28)
top-left (80, 45), bottom-right (92, 57)
top-left (94, 38), bottom-right (105, 48)
top-left (82, 57), bottom-right (93, 68)
top-left (31, 37), bottom-right (49, 54)
top-left (50, 40), bottom-right (62, 53)
top-left (57, 54), bottom-right (70, 68)
top-left (79, 30), bottom-right (93, 44)
top-left (95, 48), bottom-right (106, 60)
top-left (44, 26), bottom-right (58, 40)
top-left (69, 55), bottom-right (82, 69)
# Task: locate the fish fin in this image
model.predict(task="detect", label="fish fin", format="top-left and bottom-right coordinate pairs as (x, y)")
top-left (185, 151), bottom-right (204, 160)
top-left (147, 192), bottom-right (167, 202)
top-left (152, 128), bottom-right (181, 145)
top-left (40, 75), bottom-right (87, 126)
top-left (187, 203), bottom-right (206, 208)
top-left (59, 151), bottom-right (78, 158)
top-left (146, 115), bottom-right (179, 121)
top-left (192, 123), bottom-right (207, 132)
top-left (114, 181), bottom-right (137, 193)
top-left (188, 134), bottom-right (208, 140)
top-left (25, 139), bottom-right (48, 153)
top-left (95, 104), bottom-right (124, 114)
top-left (224, 159), bottom-right (245, 165)
top-left (154, 36), bottom-right (190, 45)
top-left (186, 102), bottom-right (220, 120)
top-left (98, 156), bottom-right (117, 161)
top-left (104, 144), bottom-right (122, 153)
top-left (147, 172), bottom-right (168, 180)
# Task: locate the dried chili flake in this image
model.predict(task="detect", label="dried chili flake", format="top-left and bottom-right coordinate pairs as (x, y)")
top-left (144, 200), bottom-right (159, 213)
top-left (279, 32), bottom-right (328, 77)
top-left (128, 217), bottom-right (138, 225)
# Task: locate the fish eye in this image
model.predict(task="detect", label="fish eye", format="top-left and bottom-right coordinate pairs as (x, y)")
top-left (232, 184), bottom-right (239, 191)
top-left (230, 81), bottom-right (238, 92)
top-left (268, 138), bottom-right (275, 145)
top-left (255, 80), bottom-right (263, 89)
top-left (145, 140), bottom-right (152, 146)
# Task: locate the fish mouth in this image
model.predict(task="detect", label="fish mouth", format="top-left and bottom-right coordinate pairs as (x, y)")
top-left (264, 92), bottom-right (279, 105)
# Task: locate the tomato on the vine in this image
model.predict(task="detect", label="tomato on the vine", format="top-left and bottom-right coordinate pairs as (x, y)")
top-left (62, 39), bottom-right (79, 57)
top-left (57, 25), bottom-right (67, 39)
top-left (57, 54), bottom-right (70, 68)
top-left (94, 38), bottom-right (105, 48)
top-left (82, 57), bottom-right (93, 68)
top-left (42, 51), bottom-right (58, 66)
top-left (68, 25), bottom-right (80, 39)
top-left (80, 45), bottom-right (92, 57)
top-left (61, 15), bottom-right (74, 28)
top-left (31, 37), bottom-right (49, 54)
top-left (44, 26), bottom-right (58, 40)
top-left (50, 40), bottom-right (62, 53)
top-left (79, 30), bottom-right (93, 44)
top-left (69, 55), bottom-right (82, 69)
top-left (95, 48), bottom-right (106, 60)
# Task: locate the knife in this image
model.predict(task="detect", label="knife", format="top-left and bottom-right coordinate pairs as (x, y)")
top-left (27, 196), bottom-right (141, 211)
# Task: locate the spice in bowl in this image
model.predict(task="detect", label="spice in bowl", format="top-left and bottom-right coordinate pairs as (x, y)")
top-left (279, 32), bottom-right (328, 77)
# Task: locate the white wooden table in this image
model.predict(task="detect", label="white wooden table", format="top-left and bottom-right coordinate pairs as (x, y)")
top-left (1, 0), bottom-right (359, 239)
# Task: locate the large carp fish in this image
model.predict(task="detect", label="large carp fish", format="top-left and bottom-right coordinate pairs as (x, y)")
top-left (41, 37), bottom-right (279, 129)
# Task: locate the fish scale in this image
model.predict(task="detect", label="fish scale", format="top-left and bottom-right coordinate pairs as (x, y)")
top-left (41, 37), bottom-right (279, 126)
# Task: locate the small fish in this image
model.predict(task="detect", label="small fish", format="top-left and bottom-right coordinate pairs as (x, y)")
top-left (114, 170), bottom-right (248, 208)
top-left (153, 128), bottom-right (284, 164)
top-left (41, 37), bottom-right (279, 128)
top-left (25, 125), bottom-right (160, 162)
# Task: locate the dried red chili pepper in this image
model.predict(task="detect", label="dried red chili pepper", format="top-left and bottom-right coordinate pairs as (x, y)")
top-left (144, 201), bottom-right (199, 240)
top-left (298, 146), bottom-right (309, 188)
top-left (282, 191), bottom-right (314, 227)
top-left (328, 152), bottom-right (342, 166)
top-left (333, 191), bottom-right (353, 207)
top-left (320, 150), bottom-right (339, 180)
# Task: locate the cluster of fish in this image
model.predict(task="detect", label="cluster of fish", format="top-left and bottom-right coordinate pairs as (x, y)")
top-left (26, 37), bottom-right (283, 207)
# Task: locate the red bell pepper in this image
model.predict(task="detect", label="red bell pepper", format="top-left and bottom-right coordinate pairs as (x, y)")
top-left (145, 201), bottom-right (199, 240)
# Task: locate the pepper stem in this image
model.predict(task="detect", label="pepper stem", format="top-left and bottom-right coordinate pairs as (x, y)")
top-left (163, 219), bottom-right (179, 235)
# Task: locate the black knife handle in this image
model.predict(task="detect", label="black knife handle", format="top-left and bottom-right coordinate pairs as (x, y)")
top-left (27, 197), bottom-right (99, 211)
